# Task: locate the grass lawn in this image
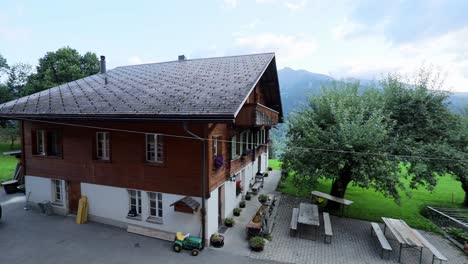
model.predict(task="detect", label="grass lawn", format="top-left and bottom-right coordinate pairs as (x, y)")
top-left (270, 159), bottom-right (465, 232)
top-left (0, 142), bottom-right (20, 183)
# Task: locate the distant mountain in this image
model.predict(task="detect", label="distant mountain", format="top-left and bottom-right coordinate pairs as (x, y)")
top-left (277, 67), bottom-right (468, 116)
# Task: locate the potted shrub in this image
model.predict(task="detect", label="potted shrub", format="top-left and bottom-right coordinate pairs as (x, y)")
top-left (236, 181), bottom-right (242, 196)
top-left (225, 217), bottom-right (235, 227)
top-left (245, 193), bottom-right (251, 201)
top-left (233, 208), bottom-right (242, 216)
top-left (264, 173), bottom-right (269, 177)
top-left (239, 201), bottom-right (246, 208)
top-left (249, 236), bottom-right (265, 252)
top-left (210, 233), bottom-right (225, 248)
top-left (258, 194), bottom-right (268, 204)
top-left (268, 167), bottom-right (273, 171)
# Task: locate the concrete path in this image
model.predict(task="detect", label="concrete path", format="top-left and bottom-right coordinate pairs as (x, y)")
top-left (0, 189), bottom-right (287, 264)
top-left (213, 170), bottom-right (282, 256)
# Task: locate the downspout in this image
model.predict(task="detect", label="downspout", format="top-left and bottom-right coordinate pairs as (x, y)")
top-left (183, 122), bottom-right (207, 246)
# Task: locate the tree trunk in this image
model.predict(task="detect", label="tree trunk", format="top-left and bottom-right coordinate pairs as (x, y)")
top-left (462, 181), bottom-right (468, 207)
top-left (326, 167), bottom-right (352, 211)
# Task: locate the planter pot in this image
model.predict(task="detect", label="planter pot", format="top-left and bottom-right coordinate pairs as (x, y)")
top-left (245, 196), bottom-right (251, 201)
top-left (250, 245), bottom-right (264, 252)
top-left (234, 212), bottom-right (240, 216)
top-left (225, 222), bottom-right (234, 227)
top-left (239, 204), bottom-right (246, 208)
top-left (264, 173), bottom-right (269, 177)
top-left (211, 240), bottom-right (224, 248)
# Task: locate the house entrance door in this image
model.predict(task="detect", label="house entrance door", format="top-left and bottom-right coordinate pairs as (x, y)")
top-left (68, 181), bottom-right (81, 214)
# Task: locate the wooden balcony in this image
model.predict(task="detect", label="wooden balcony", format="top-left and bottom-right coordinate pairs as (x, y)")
top-left (236, 104), bottom-right (279, 127)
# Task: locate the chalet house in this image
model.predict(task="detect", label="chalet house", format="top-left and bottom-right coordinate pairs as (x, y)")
top-left (0, 53), bottom-right (283, 243)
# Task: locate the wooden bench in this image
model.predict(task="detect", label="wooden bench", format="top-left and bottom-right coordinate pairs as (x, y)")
top-left (251, 182), bottom-right (262, 194)
top-left (290, 208), bottom-right (299, 237)
top-left (370, 222), bottom-right (392, 259)
top-left (413, 229), bottom-right (448, 264)
top-left (323, 212), bottom-right (333, 244)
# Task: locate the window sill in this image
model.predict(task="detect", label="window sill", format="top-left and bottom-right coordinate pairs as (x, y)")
top-left (144, 161), bottom-right (165, 167)
top-left (32, 154), bottom-right (63, 159)
top-left (146, 217), bottom-right (163, 224)
top-left (126, 215), bottom-right (142, 221)
top-left (231, 156), bottom-right (240, 161)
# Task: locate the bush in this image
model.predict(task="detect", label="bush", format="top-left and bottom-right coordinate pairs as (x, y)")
top-left (225, 217), bottom-right (235, 227)
top-left (447, 227), bottom-right (468, 244)
top-left (249, 236), bottom-right (265, 251)
top-left (233, 208), bottom-right (242, 216)
top-left (258, 194), bottom-right (268, 203)
top-left (239, 201), bottom-right (246, 208)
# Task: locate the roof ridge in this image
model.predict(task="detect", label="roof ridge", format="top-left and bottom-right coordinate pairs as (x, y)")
top-left (115, 52), bottom-right (275, 69)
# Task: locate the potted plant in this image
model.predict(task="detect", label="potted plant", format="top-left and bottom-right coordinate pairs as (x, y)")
top-left (264, 173), bottom-right (269, 177)
top-left (258, 194), bottom-right (268, 204)
top-left (210, 233), bottom-right (225, 248)
top-left (236, 180), bottom-right (242, 196)
top-left (225, 217), bottom-right (235, 227)
top-left (239, 201), bottom-right (246, 208)
top-left (249, 236), bottom-right (265, 252)
top-left (233, 208), bottom-right (242, 216)
top-left (214, 155), bottom-right (224, 169)
top-left (245, 193), bottom-right (251, 201)
top-left (268, 167), bottom-right (273, 171)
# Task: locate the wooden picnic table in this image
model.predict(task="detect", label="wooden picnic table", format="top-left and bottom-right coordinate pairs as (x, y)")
top-left (311, 190), bottom-right (353, 216)
top-left (297, 203), bottom-right (320, 240)
top-left (382, 217), bottom-right (425, 264)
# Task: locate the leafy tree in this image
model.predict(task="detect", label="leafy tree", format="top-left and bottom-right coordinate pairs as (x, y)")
top-left (0, 53), bottom-right (8, 75)
top-left (6, 63), bottom-right (32, 97)
top-left (0, 120), bottom-right (19, 149)
top-left (282, 82), bottom-right (401, 210)
top-left (22, 47), bottom-right (99, 96)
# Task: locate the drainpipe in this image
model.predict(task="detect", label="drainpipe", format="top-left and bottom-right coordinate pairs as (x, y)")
top-left (183, 122), bottom-right (207, 246)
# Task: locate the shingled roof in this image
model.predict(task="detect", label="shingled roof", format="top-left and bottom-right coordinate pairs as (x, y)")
top-left (0, 53), bottom-right (281, 121)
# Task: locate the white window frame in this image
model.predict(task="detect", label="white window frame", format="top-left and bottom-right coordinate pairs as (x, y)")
top-left (239, 131), bottom-right (246, 154)
top-left (231, 135), bottom-right (237, 160)
top-left (51, 179), bottom-right (63, 205)
top-left (213, 136), bottom-right (218, 157)
top-left (146, 134), bottom-right (163, 163)
top-left (147, 192), bottom-right (163, 223)
top-left (260, 128), bottom-right (266, 144)
top-left (128, 189), bottom-right (142, 216)
top-left (96, 132), bottom-right (110, 160)
top-left (37, 130), bottom-right (46, 155)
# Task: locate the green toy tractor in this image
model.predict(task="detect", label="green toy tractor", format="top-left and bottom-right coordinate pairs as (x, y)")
top-left (173, 232), bottom-right (203, 256)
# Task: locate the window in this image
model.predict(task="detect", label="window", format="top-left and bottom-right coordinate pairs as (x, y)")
top-left (146, 134), bottom-right (163, 163)
top-left (250, 131), bottom-right (254, 149)
top-left (36, 130), bottom-right (46, 155)
top-left (34, 129), bottom-right (62, 157)
top-left (231, 135), bottom-right (237, 159)
top-left (212, 136), bottom-right (219, 157)
top-left (96, 132), bottom-right (110, 160)
top-left (239, 132), bottom-right (245, 154)
top-left (128, 190), bottom-right (142, 216)
top-left (245, 131), bottom-right (250, 150)
top-left (260, 128), bottom-right (266, 144)
top-left (51, 179), bottom-right (63, 205)
top-left (148, 192), bottom-right (163, 222)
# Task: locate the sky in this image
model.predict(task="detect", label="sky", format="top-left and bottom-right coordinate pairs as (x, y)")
top-left (0, 0), bottom-right (467, 91)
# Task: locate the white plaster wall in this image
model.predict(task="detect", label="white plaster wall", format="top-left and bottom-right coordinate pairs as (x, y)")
top-left (25, 175), bottom-right (67, 212)
top-left (261, 153), bottom-right (268, 172)
top-left (81, 183), bottom-right (203, 237)
top-left (223, 181), bottom-right (242, 218)
top-left (205, 188), bottom-right (219, 238)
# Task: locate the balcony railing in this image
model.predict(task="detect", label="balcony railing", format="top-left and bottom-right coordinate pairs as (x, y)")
top-left (236, 104), bottom-right (279, 127)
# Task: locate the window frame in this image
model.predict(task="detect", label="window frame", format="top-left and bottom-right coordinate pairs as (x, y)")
top-left (51, 179), bottom-right (63, 205)
top-left (36, 129), bottom-right (46, 155)
top-left (212, 136), bottom-right (219, 157)
top-left (147, 192), bottom-right (163, 223)
top-left (146, 133), bottom-right (164, 163)
top-left (231, 135), bottom-right (237, 160)
top-left (96, 132), bottom-right (110, 160)
top-left (128, 189), bottom-right (142, 217)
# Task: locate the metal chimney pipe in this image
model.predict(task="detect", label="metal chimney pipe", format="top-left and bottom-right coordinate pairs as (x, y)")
top-left (178, 55), bottom-right (186, 61)
top-left (100, 56), bottom-right (106, 74)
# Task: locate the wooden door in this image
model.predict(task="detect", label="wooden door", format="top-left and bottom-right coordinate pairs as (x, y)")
top-left (218, 185), bottom-right (224, 225)
top-left (68, 181), bottom-right (81, 214)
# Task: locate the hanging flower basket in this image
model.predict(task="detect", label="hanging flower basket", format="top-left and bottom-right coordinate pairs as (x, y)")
top-left (214, 155), bottom-right (224, 169)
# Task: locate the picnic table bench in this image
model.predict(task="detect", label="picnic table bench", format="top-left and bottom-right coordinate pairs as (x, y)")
top-left (323, 212), bottom-right (333, 244)
top-left (310, 190), bottom-right (353, 216)
top-left (290, 208), bottom-right (299, 237)
top-left (413, 229), bottom-right (448, 264)
top-left (297, 203), bottom-right (320, 240)
top-left (370, 222), bottom-right (392, 259)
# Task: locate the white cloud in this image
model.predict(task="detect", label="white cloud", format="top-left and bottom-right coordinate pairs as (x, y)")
top-left (235, 32), bottom-right (317, 67)
top-left (223, 0), bottom-right (238, 8)
top-left (284, 0), bottom-right (307, 11)
top-left (329, 27), bottom-right (468, 92)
